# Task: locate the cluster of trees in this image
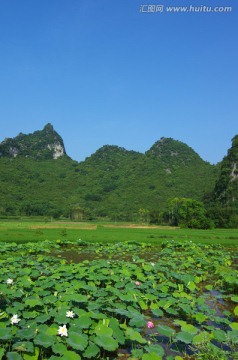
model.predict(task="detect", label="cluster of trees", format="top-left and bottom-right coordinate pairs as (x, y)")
top-left (138, 197), bottom-right (213, 229)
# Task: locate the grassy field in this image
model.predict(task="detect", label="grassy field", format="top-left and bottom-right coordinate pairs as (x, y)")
top-left (0, 220), bottom-right (238, 245)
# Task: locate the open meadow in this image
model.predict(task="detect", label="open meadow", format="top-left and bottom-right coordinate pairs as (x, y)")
top-left (0, 220), bottom-right (238, 245)
top-left (1, 221), bottom-right (238, 360)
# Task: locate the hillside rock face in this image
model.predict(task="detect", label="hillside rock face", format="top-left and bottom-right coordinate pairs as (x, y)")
top-left (0, 124), bottom-right (66, 160)
top-left (213, 135), bottom-right (238, 205)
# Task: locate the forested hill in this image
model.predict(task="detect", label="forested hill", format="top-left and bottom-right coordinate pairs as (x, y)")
top-left (0, 123), bottom-right (66, 160)
top-left (207, 135), bottom-right (238, 228)
top-left (0, 124), bottom-right (221, 222)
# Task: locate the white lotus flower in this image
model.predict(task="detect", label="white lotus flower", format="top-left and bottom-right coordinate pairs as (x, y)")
top-left (7, 278), bottom-right (13, 285)
top-left (10, 314), bottom-right (21, 325)
top-left (150, 262), bottom-right (155, 267)
top-left (66, 310), bottom-right (75, 318)
top-left (58, 324), bottom-right (68, 337)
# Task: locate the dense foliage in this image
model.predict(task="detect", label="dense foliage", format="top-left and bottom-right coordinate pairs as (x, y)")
top-left (1, 239), bottom-right (238, 359)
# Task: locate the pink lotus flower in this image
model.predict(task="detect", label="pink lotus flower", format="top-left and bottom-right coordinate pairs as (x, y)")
top-left (135, 281), bottom-right (141, 286)
top-left (147, 321), bottom-right (155, 329)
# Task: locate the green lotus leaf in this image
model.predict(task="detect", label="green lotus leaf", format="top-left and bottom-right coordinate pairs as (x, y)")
top-left (227, 329), bottom-right (238, 342)
top-left (45, 324), bottom-right (58, 336)
top-left (0, 311), bottom-right (8, 320)
top-left (157, 325), bottom-right (175, 338)
top-left (94, 323), bottom-right (113, 336)
top-left (9, 290), bottom-right (23, 299)
top-left (205, 285), bottom-right (213, 291)
top-left (139, 300), bottom-right (148, 310)
top-left (234, 306), bottom-right (238, 316)
top-left (142, 352), bottom-right (162, 360)
top-left (192, 331), bottom-right (211, 345)
top-left (125, 328), bottom-right (147, 344)
top-left (0, 327), bottom-right (12, 341)
top-left (54, 313), bottom-right (70, 324)
top-left (119, 293), bottom-right (135, 302)
top-left (12, 342), bottom-right (34, 353)
top-left (52, 342), bottom-right (67, 355)
top-left (66, 332), bottom-right (88, 351)
top-left (72, 316), bottom-right (92, 329)
top-left (109, 318), bottom-right (125, 344)
top-left (73, 309), bottom-right (87, 317)
top-left (176, 331), bottom-right (194, 344)
top-left (25, 298), bottom-right (42, 308)
top-left (129, 315), bottom-right (146, 328)
top-left (212, 329), bottom-right (227, 342)
top-left (186, 281), bottom-right (196, 292)
top-left (151, 308), bottom-right (163, 317)
top-left (35, 314), bottom-right (51, 323)
top-left (6, 353), bottom-right (23, 360)
top-left (18, 277), bottom-right (32, 288)
top-left (131, 348), bottom-right (144, 359)
top-left (60, 350), bottom-right (81, 360)
top-left (0, 348), bottom-right (5, 360)
top-left (22, 311), bottom-right (38, 319)
top-left (87, 310), bottom-right (104, 319)
top-left (143, 264), bottom-right (153, 272)
top-left (72, 294), bottom-right (88, 303)
top-left (34, 333), bottom-right (55, 348)
top-left (193, 312), bottom-right (207, 324)
top-left (94, 335), bottom-right (118, 351)
top-left (230, 322), bottom-right (238, 330)
top-left (17, 327), bottom-right (35, 340)
top-left (181, 323), bottom-right (198, 335)
top-left (144, 345), bottom-right (164, 357)
top-left (165, 307), bottom-right (178, 315)
top-left (83, 342), bottom-right (100, 358)
top-left (231, 296), bottom-right (238, 303)
top-left (43, 295), bottom-right (58, 304)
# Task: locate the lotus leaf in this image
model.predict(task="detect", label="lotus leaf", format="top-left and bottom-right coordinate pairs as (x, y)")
top-left (176, 331), bottom-right (194, 344)
top-left (52, 342), bottom-right (67, 355)
top-left (60, 350), bottom-right (81, 359)
top-left (83, 342), bottom-right (100, 358)
top-left (66, 332), bottom-right (88, 351)
top-left (6, 353), bottom-right (23, 360)
top-left (0, 348), bottom-right (5, 360)
top-left (12, 342), bottom-right (34, 353)
top-left (126, 328), bottom-right (147, 344)
top-left (157, 324), bottom-right (175, 338)
top-left (0, 328), bottom-right (12, 341)
top-left (34, 333), bottom-right (55, 348)
top-left (94, 335), bottom-right (118, 351)
top-left (144, 344), bottom-right (164, 357)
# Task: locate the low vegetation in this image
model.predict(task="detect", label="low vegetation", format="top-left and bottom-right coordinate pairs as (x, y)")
top-left (1, 238), bottom-right (238, 359)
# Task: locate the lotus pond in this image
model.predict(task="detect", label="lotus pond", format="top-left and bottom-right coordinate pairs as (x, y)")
top-left (1, 239), bottom-right (238, 360)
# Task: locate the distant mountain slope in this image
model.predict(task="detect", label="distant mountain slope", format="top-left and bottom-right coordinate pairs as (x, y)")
top-left (0, 123), bottom-right (66, 160)
top-left (213, 135), bottom-right (238, 207)
top-left (0, 124), bottom-right (219, 220)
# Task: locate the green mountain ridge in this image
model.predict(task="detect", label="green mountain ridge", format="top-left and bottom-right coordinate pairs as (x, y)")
top-left (0, 123), bottom-right (236, 225)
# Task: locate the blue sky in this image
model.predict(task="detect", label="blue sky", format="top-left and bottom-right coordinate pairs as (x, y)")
top-left (0, 0), bottom-right (237, 164)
